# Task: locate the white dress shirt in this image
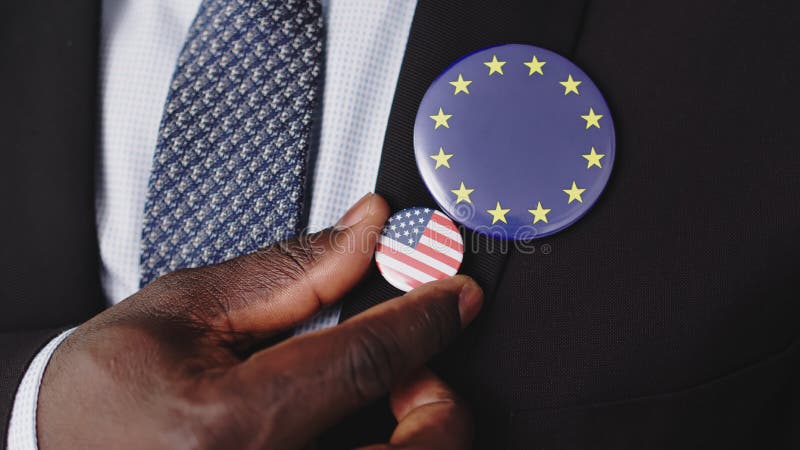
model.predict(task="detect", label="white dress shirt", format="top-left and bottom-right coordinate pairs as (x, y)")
top-left (7, 0), bottom-right (417, 447)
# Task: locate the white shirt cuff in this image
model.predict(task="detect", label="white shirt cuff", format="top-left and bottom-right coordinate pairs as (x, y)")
top-left (7, 328), bottom-right (76, 450)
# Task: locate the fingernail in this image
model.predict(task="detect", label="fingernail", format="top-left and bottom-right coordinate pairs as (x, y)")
top-left (458, 280), bottom-right (483, 327)
top-left (336, 193), bottom-right (375, 228)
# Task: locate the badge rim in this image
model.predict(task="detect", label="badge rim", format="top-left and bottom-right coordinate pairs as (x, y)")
top-left (375, 206), bottom-right (464, 292)
top-left (413, 43), bottom-right (616, 241)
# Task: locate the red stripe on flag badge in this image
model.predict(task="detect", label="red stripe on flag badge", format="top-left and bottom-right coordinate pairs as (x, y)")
top-left (374, 262), bottom-right (423, 291)
top-left (376, 241), bottom-right (452, 280)
top-left (427, 211), bottom-right (464, 252)
top-left (414, 241), bottom-right (462, 269)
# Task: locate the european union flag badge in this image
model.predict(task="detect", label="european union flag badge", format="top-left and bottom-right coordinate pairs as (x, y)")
top-left (414, 44), bottom-right (615, 240)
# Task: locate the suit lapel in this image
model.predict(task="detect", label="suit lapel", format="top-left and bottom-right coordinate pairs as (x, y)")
top-left (339, 0), bottom-right (589, 320)
top-left (327, 2), bottom-right (591, 446)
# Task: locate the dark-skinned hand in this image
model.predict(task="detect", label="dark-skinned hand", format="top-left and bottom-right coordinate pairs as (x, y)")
top-left (37, 193), bottom-right (483, 450)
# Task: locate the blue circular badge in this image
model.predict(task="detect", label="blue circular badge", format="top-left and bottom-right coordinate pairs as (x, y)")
top-left (414, 44), bottom-right (615, 240)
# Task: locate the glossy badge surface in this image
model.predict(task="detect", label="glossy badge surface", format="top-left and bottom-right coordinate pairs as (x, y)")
top-left (375, 207), bottom-right (464, 292)
top-left (414, 44), bottom-right (615, 240)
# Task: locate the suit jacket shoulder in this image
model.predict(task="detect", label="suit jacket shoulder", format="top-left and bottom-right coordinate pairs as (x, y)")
top-left (0, 0), bottom-right (105, 332)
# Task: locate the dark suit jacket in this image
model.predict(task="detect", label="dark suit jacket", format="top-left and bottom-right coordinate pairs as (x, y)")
top-left (1, 1), bottom-right (798, 449)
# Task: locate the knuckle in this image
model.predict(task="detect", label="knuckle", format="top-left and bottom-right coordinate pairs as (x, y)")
top-left (409, 295), bottom-right (462, 350)
top-left (278, 233), bottom-right (323, 270)
top-left (150, 266), bottom-right (221, 301)
top-left (137, 267), bottom-right (239, 335)
top-left (148, 267), bottom-right (196, 293)
top-left (340, 294), bottom-right (462, 404)
top-left (344, 319), bottom-right (404, 402)
top-left (253, 233), bottom-right (323, 285)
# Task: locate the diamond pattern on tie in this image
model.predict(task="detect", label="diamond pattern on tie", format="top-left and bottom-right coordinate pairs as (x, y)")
top-left (139, 0), bottom-right (323, 286)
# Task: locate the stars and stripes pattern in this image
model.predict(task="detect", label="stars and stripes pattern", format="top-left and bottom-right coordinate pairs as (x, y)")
top-left (375, 207), bottom-right (464, 292)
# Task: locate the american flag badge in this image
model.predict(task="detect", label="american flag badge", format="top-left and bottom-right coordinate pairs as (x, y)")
top-left (375, 207), bottom-right (464, 292)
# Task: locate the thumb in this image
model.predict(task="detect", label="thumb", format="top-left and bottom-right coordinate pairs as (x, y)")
top-left (146, 193), bottom-right (390, 335)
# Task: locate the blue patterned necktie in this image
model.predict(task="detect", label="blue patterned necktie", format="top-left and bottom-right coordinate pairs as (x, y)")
top-left (140, 0), bottom-right (323, 286)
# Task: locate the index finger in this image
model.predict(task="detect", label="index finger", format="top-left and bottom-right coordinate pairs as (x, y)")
top-left (227, 275), bottom-right (483, 449)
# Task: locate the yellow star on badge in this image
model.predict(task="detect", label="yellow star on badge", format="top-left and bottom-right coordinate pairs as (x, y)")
top-left (528, 202), bottom-right (551, 224)
top-left (483, 54), bottom-right (506, 75)
top-left (559, 74), bottom-right (581, 95)
top-left (562, 181), bottom-right (586, 204)
top-left (451, 182), bottom-right (474, 204)
top-left (581, 108), bottom-right (603, 129)
top-left (582, 147), bottom-right (605, 169)
top-left (430, 147), bottom-right (454, 169)
top-left (487, 201), bottom-right (510, 224)
top-left (429, 107), bottom-right (452, 129)
top-left (523, 55), bottom-right (546, 76)
top-left (449, 73), bottom-right (472, 95)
